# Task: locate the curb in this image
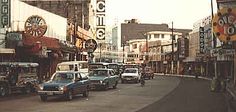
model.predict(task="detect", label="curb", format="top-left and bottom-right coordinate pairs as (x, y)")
top-left (154, 73), bottom-right (212, 81)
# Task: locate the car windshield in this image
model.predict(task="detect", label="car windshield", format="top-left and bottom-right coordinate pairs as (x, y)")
top-left (124, 69), bottom-right (137, 73)
top-left (89, 70), bottom-right (108, 77)
top-left (52, 73), bottom-right (74, 82)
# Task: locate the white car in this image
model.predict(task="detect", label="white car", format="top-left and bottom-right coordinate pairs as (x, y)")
top-left (121, 68), bottom-right (141, 83)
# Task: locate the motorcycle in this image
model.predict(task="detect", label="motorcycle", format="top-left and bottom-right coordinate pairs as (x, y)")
top-left (140, 76), bottom-right (145, 87)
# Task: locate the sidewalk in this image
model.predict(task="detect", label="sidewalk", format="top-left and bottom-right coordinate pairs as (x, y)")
top-left (154, 72), bottom-right (236, 112)
top-left (226, 82), bottom-right (236, 112)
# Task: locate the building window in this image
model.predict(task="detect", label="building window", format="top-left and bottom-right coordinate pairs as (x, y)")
top-left (161, 34), bottom-right (164, 38)
top-left (154, 34), bottom-right (159, 38)
top-left (133, 44), bottom-right (137, 49)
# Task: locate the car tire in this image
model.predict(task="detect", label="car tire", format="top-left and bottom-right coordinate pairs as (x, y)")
top-left (121, 79), bottom-right (125, 84)
top-left (22, 85), bottom-right (31, 94)
top-left (83, 87), bottom-right (89, 97)
top-left (0, 85), bottom-right (7, 97)
top-left (66, 90), bottom-right (73, 101)
top-left (40, 95), bottom-right (47, 102)
top-left (113, 81), bottom-right (118, 89)
top-left (104, 83), bottom-right (109, 91)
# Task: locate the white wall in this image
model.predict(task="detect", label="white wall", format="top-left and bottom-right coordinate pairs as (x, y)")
top-left (10, 0), bottom-right (67, 41)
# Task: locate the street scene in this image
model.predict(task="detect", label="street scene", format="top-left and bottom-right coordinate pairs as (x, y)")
top-left (0, 76), bottom-right (228, 112)
top-left (0, 0), bottom-right (236, 112)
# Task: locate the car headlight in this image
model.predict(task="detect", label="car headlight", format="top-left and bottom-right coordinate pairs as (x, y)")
top-left (59, 86), bottom-right (67, 91)
top-left (100, 80), bottom-right (103, 84)
top-left (37, 85), bottom-right (44, 90)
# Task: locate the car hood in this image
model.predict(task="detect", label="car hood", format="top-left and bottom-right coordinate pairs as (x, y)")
top-left (42, 81), bottom-right (71, 87)
top-left (121, 73), bottom-right (139, 77)
top-left (89, 76), bottom-right (107, 81)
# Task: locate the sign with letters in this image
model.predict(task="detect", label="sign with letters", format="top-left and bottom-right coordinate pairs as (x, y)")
top-left (96, 0), bottom-right (105, 40)
top-left (199, 27), bottom-right (205, 54)
top-left (0, 0), bottom-right (10, 28)
top-left (213, 7), bottom-right (236, 42)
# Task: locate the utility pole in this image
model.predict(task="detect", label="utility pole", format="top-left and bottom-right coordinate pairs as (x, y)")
top-left (123, 36), bottom-right (125, 63)
top-left (146, 33), bottom-right (149, 64)
top-left (171, 22), bottom-right (174, 74)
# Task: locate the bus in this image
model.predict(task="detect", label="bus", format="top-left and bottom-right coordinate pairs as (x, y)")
top-left (56, 61), bottom-right (88, 75)
top-left (0, 62), bottom-right (39, 96)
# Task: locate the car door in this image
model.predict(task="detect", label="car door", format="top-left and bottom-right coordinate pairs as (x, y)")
top-left (109, 70), bottom-right (116, 85)
top-left (74, 73), bottom-right (84, 94)
top-left (79, 73), bottom-right (88, 92)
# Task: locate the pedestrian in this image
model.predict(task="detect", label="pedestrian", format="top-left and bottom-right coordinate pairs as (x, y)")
top-left (188, 66), bottom-right (192, 75)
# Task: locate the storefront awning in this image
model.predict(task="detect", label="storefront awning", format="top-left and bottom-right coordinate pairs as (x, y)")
top-left (23, 36), bottom-right (60, 50)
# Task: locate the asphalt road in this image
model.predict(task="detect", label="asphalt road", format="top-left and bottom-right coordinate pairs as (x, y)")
top-left (0, 76), bottom-right (229, 112)
top-left (0, 76), bottom-right (180, 112)
top-left (137, 77), bottom-right (228, 112)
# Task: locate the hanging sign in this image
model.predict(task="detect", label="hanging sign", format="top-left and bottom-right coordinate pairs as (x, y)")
top-left (0, 0), bottom-right (11, 28)
top-left (96, 0), bottom-right (105, 40)
top-left (213, 8), bottom-right (236, 42)
top-left (199, 27), bottom-right (205, 54)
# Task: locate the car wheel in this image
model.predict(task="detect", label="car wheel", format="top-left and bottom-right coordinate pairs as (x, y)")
top-left (22, 85), bottom-right (31, 94)
top-left (113, 81), bottom-right (118, 89)
top-left (40, 95), bottom-right (47, 102)
top-left (0, 85), bottom-right (7, 97)
top-left (121, 79), bottom-right (124, 84)
top-left (66, 90), bottom-right (73, 101)
top-left (83, 87), bottom-right (89, 97)
top-left (104, 83), bottom-right (109, 91)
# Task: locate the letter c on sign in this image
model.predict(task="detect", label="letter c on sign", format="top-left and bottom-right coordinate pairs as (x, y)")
top-left (97, 1), bottom-right (105, 12)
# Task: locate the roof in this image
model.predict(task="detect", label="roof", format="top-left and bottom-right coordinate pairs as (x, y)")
top-left (121, 23), bottom-right (192, 46)
top-left (0, 62), bottom-right (39, 67)
top-left (121, 23), bottom-right (169, 44)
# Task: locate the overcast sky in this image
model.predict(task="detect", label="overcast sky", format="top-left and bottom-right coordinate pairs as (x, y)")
top-left (106, 0), bottom-right (217, 29)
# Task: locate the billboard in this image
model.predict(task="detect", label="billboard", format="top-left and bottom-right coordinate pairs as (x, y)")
top-left (213, 7), bottom-right (236, 42)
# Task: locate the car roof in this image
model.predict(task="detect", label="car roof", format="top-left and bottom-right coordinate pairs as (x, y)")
top-left (54, 71), bottom-right (81, 74)
top-left (93, 68), bottom-right (113, 71)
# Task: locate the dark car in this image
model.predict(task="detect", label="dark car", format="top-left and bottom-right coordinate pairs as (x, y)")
top-left (37, 71), bottom-right (90, 101)
top-left (142, 67), bottom-right (154, 79)
top-left (88, 68), bottom-right (119, 90)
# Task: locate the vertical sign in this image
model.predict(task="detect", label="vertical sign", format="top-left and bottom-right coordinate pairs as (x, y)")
top-left (178, 38), bottom-right (185, 58)
top-left (199, 27), bottom-right (205, 54)
top-left (96, 0), bottom-right (105, 40)
top-left (0, 0), bottom-right (10, 28)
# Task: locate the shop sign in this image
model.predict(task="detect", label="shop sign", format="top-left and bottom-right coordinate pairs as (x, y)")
top-left (24, 15), bottom-right (47, 38)
top-left (96, 0), bottom-right (105, 40)
top-left (85, 39), bottom-right (97, 53)
top-left (211, 48), bottom-right (235, 56)
top-left (213, 8), bottom-right (236, 42)
top-left (0, 0), bottom-right (10, 28)
top-left (199, 27), bottom-right (205, 54)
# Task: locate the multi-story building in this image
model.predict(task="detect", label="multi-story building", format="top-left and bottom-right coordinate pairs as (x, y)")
top-left (121, 19), bottom-right (191, 74)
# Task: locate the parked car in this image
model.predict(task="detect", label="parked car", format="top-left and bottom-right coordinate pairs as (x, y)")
top-left (142, 67), bottom-right (154, 79)
top-left (88, 68), bottom-right (119, 90)
top-left (121, 68), bottom-right (141, 83)
top-left (37, 71), bottom-right (90, 101)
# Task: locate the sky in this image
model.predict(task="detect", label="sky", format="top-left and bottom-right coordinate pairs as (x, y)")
top-left (105, 0), bottom-right (218, 29)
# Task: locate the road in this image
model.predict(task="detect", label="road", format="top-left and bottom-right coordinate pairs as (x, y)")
top-left (0, 76), bottom-right (228, 112)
